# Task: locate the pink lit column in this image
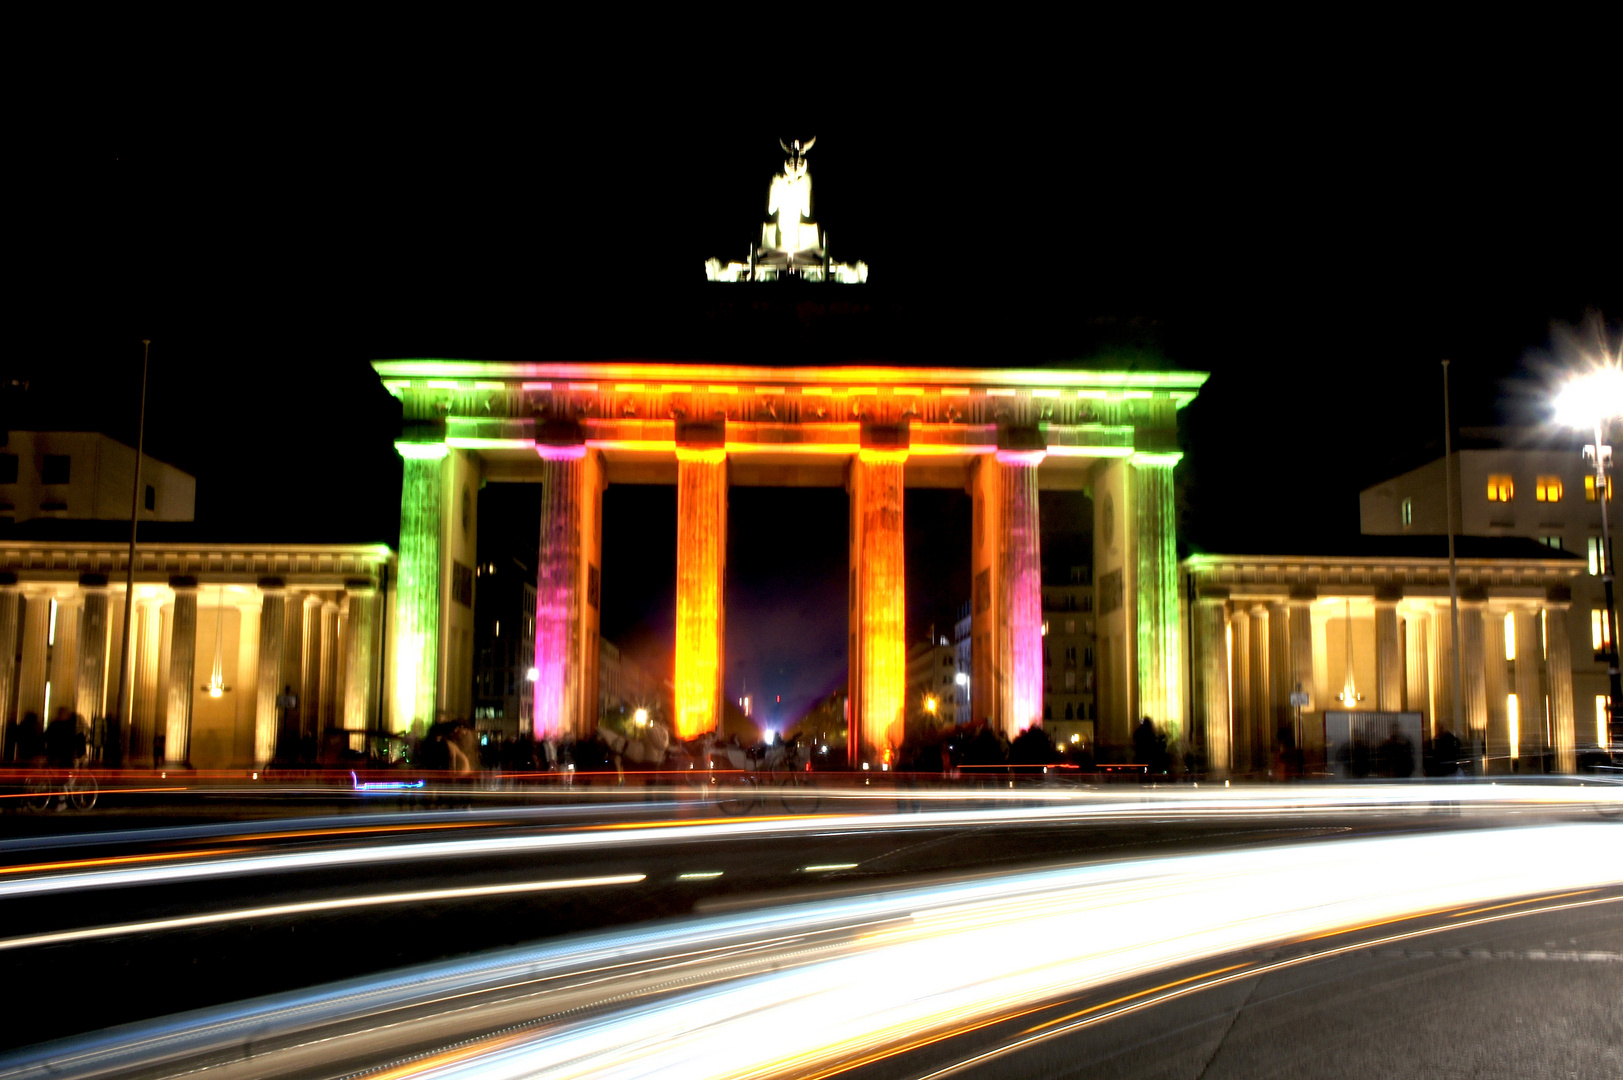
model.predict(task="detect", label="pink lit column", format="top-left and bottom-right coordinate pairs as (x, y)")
top-left (534, 445), bottom-right (585, 742)
top-left (998, 449), bottom-right (1044, 734)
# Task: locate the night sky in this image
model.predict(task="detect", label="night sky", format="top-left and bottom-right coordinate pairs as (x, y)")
top-left (12, 38), bottom-right (1617, 722)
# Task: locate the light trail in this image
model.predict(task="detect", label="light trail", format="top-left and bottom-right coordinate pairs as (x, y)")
top-left (4, 822), bottom-right (1620, 1080)
top-left (2, 782), bottom-right (1616, 899)
top-left (0, 874), bottom-right (645, 953)
top-left (378, 823), bottom-right (1623, 1080)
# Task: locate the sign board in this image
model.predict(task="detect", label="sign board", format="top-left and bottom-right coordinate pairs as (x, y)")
top-left (1322, 711), bottom-right (1423, 779)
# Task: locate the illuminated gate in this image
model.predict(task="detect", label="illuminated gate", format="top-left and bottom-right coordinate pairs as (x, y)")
top-left (375, 361), bottom-right (1206, 762)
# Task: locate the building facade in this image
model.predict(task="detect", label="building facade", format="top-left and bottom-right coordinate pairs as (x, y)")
top-left (1, 432), bottom-right (195, 527)
top-left (0, 542), bottom-right (392, 768)
top-left (471, 554), bottom-right (536, 735)
top-left (1042, 564), bottom-right (1096, 747)
top-left (1362, 441), bottom-right (1616, 750)
top-left (906, 633), bottom-right (959, 729)
top-left (1183, 547), bottom-right (1593, 776)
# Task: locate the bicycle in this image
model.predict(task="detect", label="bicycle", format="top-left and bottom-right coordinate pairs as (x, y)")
top-left (23, 765), bottom-right (98, 812)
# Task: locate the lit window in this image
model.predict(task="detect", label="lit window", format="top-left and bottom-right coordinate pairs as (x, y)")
top-left (1486, 474), bottom-right (1514, 502)
top-left (1503, 612), bottom-right (1516, 661)
top-left (1065, 619), bottom-right (1076, 634)
top-left (1599, 696), bottom-right (1612, 750)
top-left (1592, 608), bottom-right (1612, 653)
top-left (1535, 476), bottom-right (1563, 502)
top-left (1539, 536), bottom-right (1562, 551)
top-left (1401, 498), bottom-right (1413, 528)
top-left (1507, 693), bottom-right (1519, 760)
top-left (1589, 537), bottom-right (1608, 576)
top-left (1585, 475), bottom-right (1614, 501)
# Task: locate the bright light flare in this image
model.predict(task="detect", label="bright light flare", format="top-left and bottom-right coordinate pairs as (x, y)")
top-left (1553, 366), bottom-right (1623, 429)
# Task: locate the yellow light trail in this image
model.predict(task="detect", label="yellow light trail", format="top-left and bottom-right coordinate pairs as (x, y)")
top-left (0, 874), bottom-right (645, 952)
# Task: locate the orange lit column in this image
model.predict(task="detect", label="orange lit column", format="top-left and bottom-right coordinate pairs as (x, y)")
top-left (849, 447), bottom-right (907, 765)
top-left (675, 448), bottom-right (727, 740)
top-left (1543, 588), bottom-right (1576, 771)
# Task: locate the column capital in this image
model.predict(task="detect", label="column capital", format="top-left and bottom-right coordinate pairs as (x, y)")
top-left (168, 575), bottom-right (199, 592)
top-left (1375, 584), bottom-right (1403, 603)
top-left (343, 577), bottom-right (377, 595)
top-left (257, 576), bottom-right (287, 593)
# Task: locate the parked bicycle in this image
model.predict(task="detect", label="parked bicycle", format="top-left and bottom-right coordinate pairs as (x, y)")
top-left (23, 766), bottom-right (98, 812)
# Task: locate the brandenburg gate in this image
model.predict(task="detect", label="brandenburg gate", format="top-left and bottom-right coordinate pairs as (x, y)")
top-left (374, 360), bottom-right (1207, 763)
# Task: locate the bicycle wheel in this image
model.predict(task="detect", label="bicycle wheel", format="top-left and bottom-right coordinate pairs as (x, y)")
top-left (716, 774), bottom-right (757, 816)
top-left (66, 771), bottom-right (98, 811)
top-left (775, 773), bottom-right (821, 814)
top-left (23, 776), bottom-right (53, 812)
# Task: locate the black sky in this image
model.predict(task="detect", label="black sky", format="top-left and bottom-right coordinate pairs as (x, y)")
top-left (11, 28), bottom-right (1618, 720)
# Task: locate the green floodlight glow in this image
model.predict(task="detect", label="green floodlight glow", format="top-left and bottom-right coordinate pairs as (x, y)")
top-left (394, 455), bottom-right (442, 736)
top-left (1134, 458), bottom-right (1182, 745)
top-left (395, 441), bottom-right (450, 461)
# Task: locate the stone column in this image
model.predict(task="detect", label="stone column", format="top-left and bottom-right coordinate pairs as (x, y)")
top-left (47, 592), bottom-right (82, 723)
top-left (1432, 604), bottom-right (1459, 740)
top-left (1229, 608), bottom-right (1251, 772)
top-left (282, 590), bottom-right (305, 744)
top-left (849, 447), bottom-right (908, 762)
top-left (164, 578), bottom-right (199, 765)
top-left (129, 599), bottom-right (163, 765)
top-left (318, 600), bottom-right (340, 730)
top-left (1132, 455), bottom-right (1181, 742)
top-left (75, 576), bottom-right (112, 740)
top-left (1193, 590), bottom-right (1231, 773)
top-left (0, 578), bottom-right (18, 753)
top-left (1404, 607), bottom-right (1431, 732)
top-left (1543, 588), bottom-right (1576, 773)
top-left (343, 580), bottom-right (377, 746)
top-left (1483, 607), bottom-right (1512, 771)
top-left (1247, 605), bottom-right (1269, 773)
top-left (255, 580), bottom-right (287, 765)
top-left (17, 592), bottom-right (51, 725)
top-left (533, 443), bottom-right (601, 743)
top-left (1459, 592), bottom-right (1489, 768)
top-left (300, 595), bottom-right (322, 744)
top-left (1267, 600), bottom-right (1292, 759)
top-left (1288, 588), bottom-right (1316, 719)
top-left (1512, 608), bottom-right (1545, 769)
top-left (999, 450), bottom-right (1043, 738)
top-left (1374, 588), bottom-right (1404, 713)
top-left (676, 447), bottom-right (728, 743)
top-left (393, 443), bottom-right (445, 738)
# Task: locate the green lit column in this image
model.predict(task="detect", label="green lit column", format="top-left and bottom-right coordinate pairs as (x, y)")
top-left (1132, 452), bottom-right (1182, 746)
top-left (393, 441), bottom-right (446, 737)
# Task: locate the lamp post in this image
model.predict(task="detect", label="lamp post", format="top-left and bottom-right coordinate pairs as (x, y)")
top-left (1554, 365), bottom-right (1623, 759)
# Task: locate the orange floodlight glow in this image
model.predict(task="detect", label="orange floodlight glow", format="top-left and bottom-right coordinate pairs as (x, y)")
top-left (675, 448), bottom-right (727, 739)
top-left (855, 450), bottom-right (907, 759)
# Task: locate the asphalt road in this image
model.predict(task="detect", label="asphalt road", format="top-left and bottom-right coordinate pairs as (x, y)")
top-left (857, 894), bottom-right (1623, 1080)
top-left (0, 785), bottom-right (1618, 1075)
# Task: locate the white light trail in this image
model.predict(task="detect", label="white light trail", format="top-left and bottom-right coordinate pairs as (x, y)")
top-left (399, 823), bottom-right (1623, 1080)
top-left (4, 783), bottom-right (1616, 900)
top-left (0, 875), bottom-right (644, 953)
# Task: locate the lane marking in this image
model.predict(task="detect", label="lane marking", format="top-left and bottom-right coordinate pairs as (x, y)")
top-left (0, 874), bottom-right (645, 952)
top-left (803, 864), bottom-right (859, 872)
top-left (1451, 889), bottom-right (1597, 917)
top-left (1020, 964), bottom-right (1251, 1034)
top-left (677, 872), bottom-right (723, 880)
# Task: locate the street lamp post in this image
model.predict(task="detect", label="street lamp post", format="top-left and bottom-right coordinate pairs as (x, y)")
top-left (1555, 364), bottom-right (1623, 760)
top-left (1586, 424), bottom-right (1622, 755)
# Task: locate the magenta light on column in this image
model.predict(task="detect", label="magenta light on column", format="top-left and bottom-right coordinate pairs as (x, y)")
top-left (997, 449), bottom-right (1045, 731)
top-left (534, 444), bottom-right (586, 740)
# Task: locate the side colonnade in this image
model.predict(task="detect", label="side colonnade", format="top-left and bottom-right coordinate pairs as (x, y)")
top-left (0, 546), bottom-right (391, 769)
top-left (1186, 555), bottom-right (1586, 775)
